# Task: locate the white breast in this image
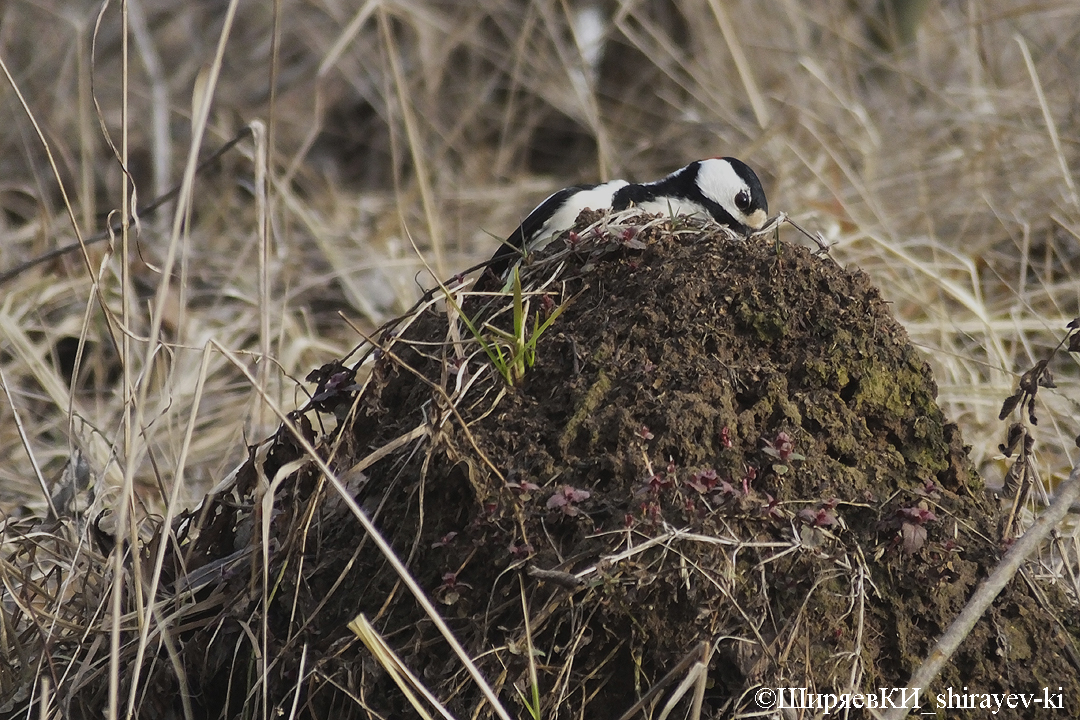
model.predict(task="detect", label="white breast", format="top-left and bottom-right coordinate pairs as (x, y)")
top-left (634, 197), bottom-right (709, 220)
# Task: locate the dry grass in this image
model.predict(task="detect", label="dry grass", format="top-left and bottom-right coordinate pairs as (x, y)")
top-left (1, 0), bottom-right (1080, 716)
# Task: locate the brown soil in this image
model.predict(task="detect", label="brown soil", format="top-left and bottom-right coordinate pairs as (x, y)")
top-left (138, 214), bottom-right (1079, 718)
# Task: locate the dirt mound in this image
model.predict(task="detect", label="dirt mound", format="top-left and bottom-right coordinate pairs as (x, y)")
top-left (147, 213), bottom-right (1078, 718)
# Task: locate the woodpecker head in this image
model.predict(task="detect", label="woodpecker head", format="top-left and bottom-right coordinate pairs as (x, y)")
top-left (693, 157), bottom-right (769, 233)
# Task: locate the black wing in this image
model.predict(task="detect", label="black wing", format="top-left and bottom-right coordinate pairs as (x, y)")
top-left (609, 181), bottom-right (658, 210)
top-left (610, 163), bottom-right (697, 212)
top-left (486, 184), bottom-right (598, 280)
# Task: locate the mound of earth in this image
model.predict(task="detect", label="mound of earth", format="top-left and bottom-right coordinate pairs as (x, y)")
top-left (146, 212), bottom-right (1078, 718)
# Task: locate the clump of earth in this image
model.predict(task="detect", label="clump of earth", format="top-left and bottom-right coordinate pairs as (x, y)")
top-left (160, 211), bottom-right (1079, 718)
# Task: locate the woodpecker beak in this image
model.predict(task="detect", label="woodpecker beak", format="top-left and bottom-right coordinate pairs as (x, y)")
top-left (745, 209), bottom-right (768, 231)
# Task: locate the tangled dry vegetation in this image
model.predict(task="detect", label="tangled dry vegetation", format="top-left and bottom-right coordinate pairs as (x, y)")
top-left (2, 0), bottom-right (1080, 718)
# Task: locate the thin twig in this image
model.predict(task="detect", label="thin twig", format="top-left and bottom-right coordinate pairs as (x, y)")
top-left (1015, 34), bottom-right (1080, 211)
top-left (379, 7), bottom-right (446, 278)
top-left (0, 128), bottom-right (253, 286)
top-left (212, 340), bottom-right (515, 720)
top-left (705, 0), bottom-right (769, 128)
top-left (882, 465), bottom-right (1080, 720)
top-left (0, 368), bottom-right (59, 519)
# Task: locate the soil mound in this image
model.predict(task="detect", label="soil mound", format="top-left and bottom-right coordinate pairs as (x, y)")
top-left (150, 213), bottom-right (1080, 717)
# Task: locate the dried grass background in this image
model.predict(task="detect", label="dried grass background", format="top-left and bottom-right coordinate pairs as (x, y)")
top-left (1, 0), bottom-right (1080, 712)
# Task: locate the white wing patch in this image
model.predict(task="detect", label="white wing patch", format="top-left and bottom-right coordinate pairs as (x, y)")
top-left (532, 179), bottom-right (629, 249)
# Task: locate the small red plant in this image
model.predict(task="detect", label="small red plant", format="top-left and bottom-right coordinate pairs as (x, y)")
top-left (686, 468), bottom-right (719, 494)
top-left (895, 505), bottom-right (937, 554)
top-left (547, 486), bottom-right (591, 516)
top-left (762, 431), bottom-right (805, 475)
top-left (430, 531), bottom-right (458, 549)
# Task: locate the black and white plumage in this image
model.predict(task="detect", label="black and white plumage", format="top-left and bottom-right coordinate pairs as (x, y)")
top-left (486, 157), bottom-right (768, 280)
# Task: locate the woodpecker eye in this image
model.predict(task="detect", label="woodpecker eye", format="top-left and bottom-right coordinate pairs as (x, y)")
top-left (734, 189), bottom-right (752, 212)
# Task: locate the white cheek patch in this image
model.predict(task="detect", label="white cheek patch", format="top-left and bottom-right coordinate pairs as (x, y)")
top-left (696, 159), bottom-right (751, 222)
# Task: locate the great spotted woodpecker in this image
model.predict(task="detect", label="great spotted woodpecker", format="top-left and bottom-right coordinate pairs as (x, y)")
top-left (486, 157), bottom-right (768, 279)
